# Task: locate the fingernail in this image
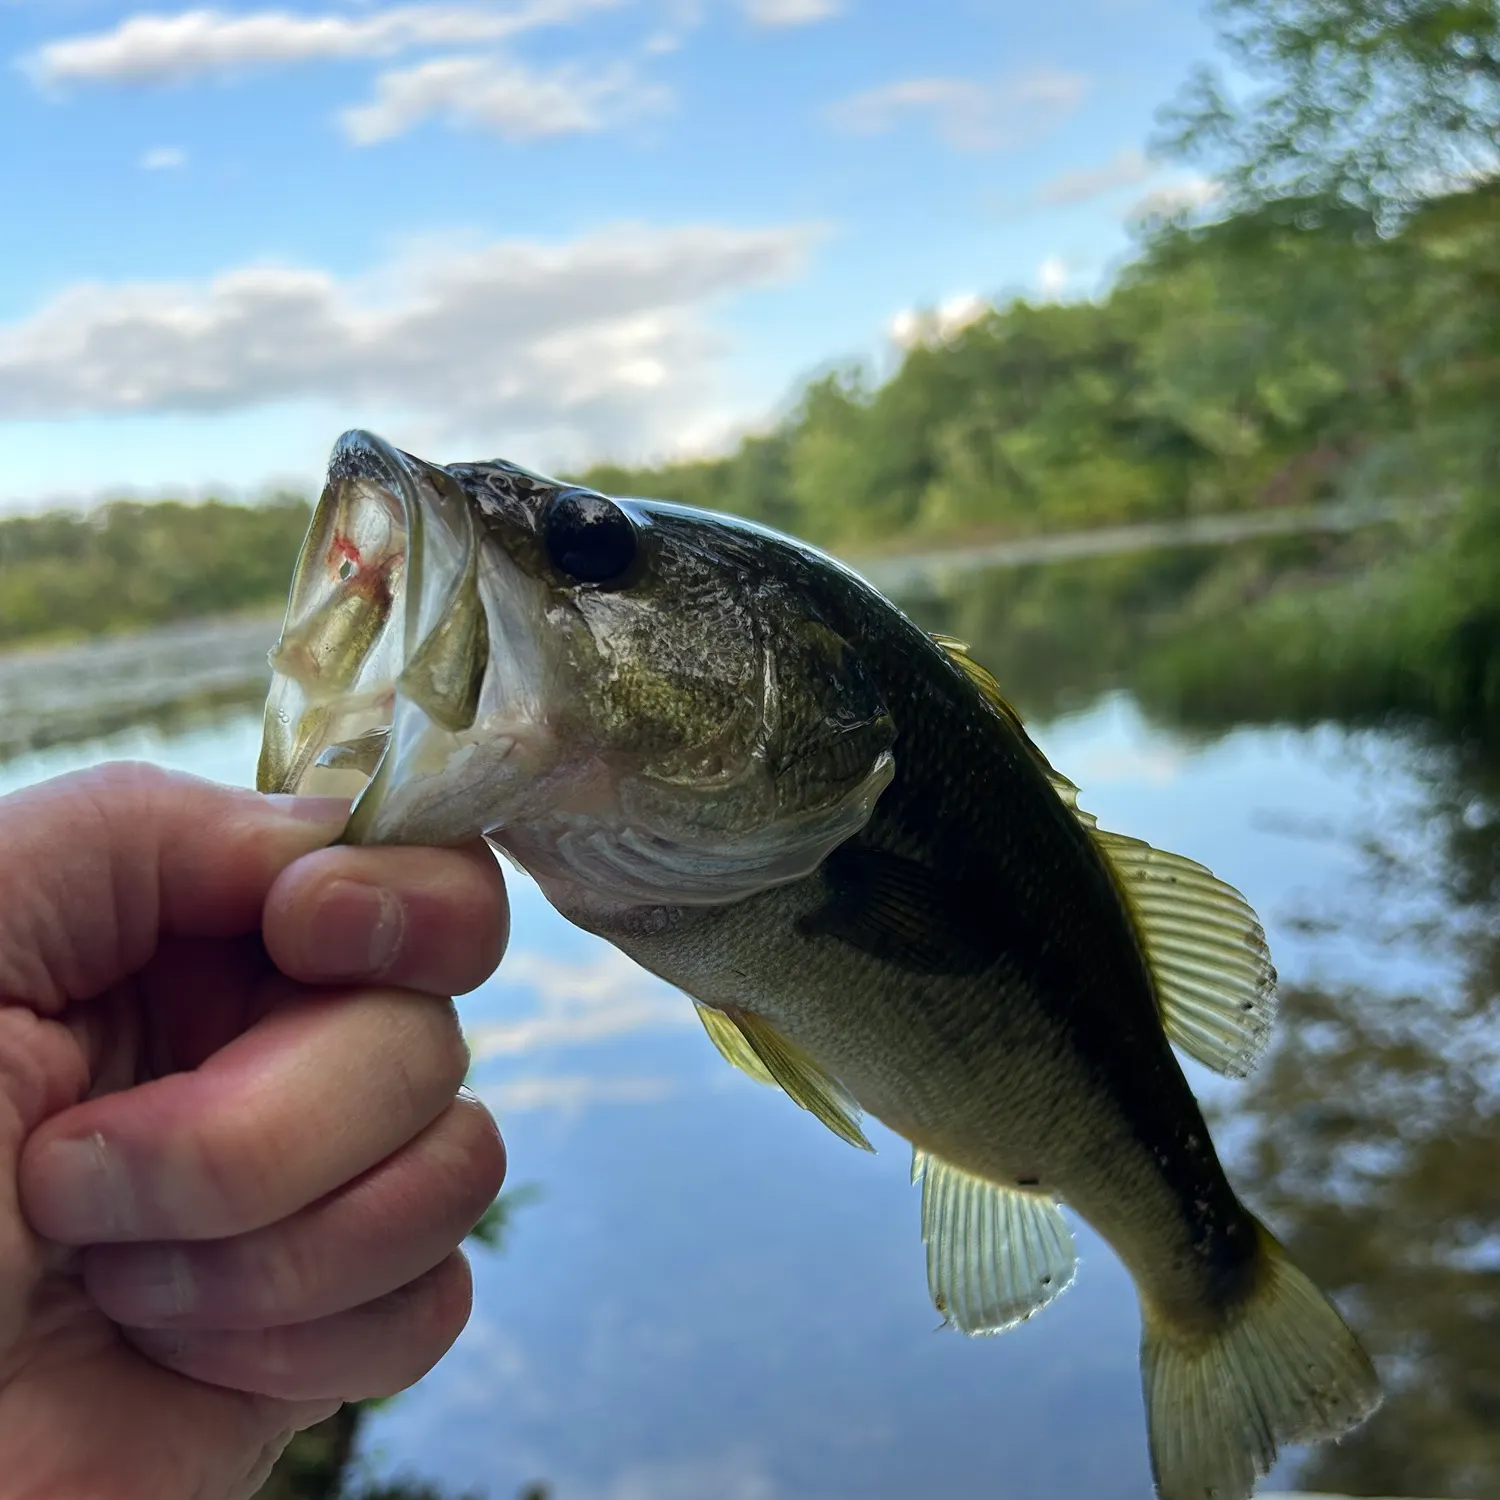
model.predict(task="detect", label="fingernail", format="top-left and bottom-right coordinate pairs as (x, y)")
top-left (307, 880), bottom-right (405, 977)
top-left (28, 1132), bottom-right (137, 1243)
top-left (263, 794), bottom-right (354, 826)
top-left (119, 1246), bottom-right (197, 1323)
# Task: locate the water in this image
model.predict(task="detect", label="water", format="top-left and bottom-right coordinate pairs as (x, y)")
top-left (0, 567), bottom-right (1493, 1500)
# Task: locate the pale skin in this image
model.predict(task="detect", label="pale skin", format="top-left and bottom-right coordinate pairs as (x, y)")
top-left (0, 762), bottom-right (511, 1500)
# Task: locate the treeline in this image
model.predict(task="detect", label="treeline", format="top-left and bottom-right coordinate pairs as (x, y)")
top-left (2, 184), bottom-right (1495, 695)
top-left (577, 187), bottom-right (1497, 553)
top-left (0, 496), bottom-right (310, 646)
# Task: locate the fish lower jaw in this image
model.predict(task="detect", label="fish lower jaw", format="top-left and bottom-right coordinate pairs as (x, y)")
top-left (342, 712), bottom-right (559, 845)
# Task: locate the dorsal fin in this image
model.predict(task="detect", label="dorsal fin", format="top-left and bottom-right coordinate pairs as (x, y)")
top-left (931, 633), bottom-right (1276, 1078)
top-left (930, 635), bottom-right (1095, 827)
top-left (694, 1003), bottom-right (873, 1151)
top-left (1093, 832), bottom-right (1278, 1078)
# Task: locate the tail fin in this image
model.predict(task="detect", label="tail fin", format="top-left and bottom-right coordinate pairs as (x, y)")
top-left (1140, 1222), bottom-right (1380, 1500)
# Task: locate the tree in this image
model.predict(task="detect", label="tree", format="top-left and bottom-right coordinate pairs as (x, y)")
top-left (1160, 0), bottom-right (1500, 218)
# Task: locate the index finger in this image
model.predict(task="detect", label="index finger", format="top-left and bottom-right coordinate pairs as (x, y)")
top-left (0, 763), bottom-right (350, 1012)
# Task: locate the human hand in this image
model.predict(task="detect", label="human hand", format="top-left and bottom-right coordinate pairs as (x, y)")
top-left (0, 763), bottom-right (509, 1500)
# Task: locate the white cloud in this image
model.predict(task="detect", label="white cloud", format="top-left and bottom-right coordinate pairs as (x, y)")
top-left (1037, 148), bottom-right (1150, 206)
top-left (743, 0), bottom-right (841, 26)
top-left (828, 70), bottom-right (1087, 151)
top-left (1037, 255), bottom-right (1069, 297)
top-left (138, 144), bottom-right (186, 169)
top-left (27, 2), bottom-right (616, 86)
top-left (889, 291), bottom-right (987, 350)
top-left (1125, 173), bottom-right (1220, 222)
top-left (340, 52), bottom-right (669, 144)
top-left (0, 222), bottom-right (816, 460)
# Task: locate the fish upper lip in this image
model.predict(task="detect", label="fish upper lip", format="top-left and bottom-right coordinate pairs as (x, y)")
top-left (261, 428), bottom-right (558, 846)
top-left (258, 430), bottom-right (460, 806)
top-left (328, 428), bottom-right (417, 489)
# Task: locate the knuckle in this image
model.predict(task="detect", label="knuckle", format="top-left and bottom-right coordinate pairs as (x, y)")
top-left (440, 1100), bottom-right (508, 1218)
top-left (426, 998), bottom-right (471, 1094)
top-left (181, 1106), bottom-right (283, 1237)
top-left (247, 1224), bottom-right (320, 1320)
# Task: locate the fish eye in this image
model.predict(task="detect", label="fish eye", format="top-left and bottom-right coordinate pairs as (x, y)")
top-left (544, 489), bottom-right (638, 587)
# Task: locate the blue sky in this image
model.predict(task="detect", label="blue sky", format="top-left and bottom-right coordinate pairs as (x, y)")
top-left (0, 0), bottom-right (1222, 506)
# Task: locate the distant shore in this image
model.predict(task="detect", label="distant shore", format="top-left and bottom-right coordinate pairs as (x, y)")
top-left (0, 496), bottom-right (1434, 761)
top-left (0, 612), bottom-right (280, 759)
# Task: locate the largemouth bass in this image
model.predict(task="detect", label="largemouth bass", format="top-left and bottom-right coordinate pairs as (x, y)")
top-left (259, 430), bottom-right (1380, 1499)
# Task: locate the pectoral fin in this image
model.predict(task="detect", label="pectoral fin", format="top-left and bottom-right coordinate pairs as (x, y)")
top-left (801, 845), bottom-right (998, 974)
top-left (699, 1005), bottom-right (872, 1152)
top-left (913, 1149), bottom-right (1076, 1334)
top-left (694, 1002), bottom-right (776, 1086)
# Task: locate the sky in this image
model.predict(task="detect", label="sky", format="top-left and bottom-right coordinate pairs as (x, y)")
top-left (0, 0), bottom-right (1223, 507)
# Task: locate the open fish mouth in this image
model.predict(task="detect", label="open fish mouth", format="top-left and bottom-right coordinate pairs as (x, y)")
top-left (256, 429), bottom-right (539, 845)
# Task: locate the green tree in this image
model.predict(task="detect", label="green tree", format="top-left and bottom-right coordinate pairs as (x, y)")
top-left (1160, 0), bottom-right (1500, 217)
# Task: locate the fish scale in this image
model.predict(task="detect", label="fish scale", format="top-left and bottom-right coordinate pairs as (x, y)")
top-left (259, 429), bottom-right (1381, 1500)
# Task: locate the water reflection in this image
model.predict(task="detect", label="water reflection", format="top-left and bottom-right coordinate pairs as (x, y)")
top-left (0, 543), bottom-right (1492, 1498)
top-left (0, 613), bottom-right (273, 760)
top-left (1205, 747), bottom-right (1500, 1500)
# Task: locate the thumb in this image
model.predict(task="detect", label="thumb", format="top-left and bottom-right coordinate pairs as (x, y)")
top-left (0, 763), bottom-right (349, 1016)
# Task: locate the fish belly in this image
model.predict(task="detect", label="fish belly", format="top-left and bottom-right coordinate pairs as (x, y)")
top-left (573, 875), bottom-right (1254, 1333)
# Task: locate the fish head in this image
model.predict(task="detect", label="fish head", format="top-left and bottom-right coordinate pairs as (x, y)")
top-left (258, 430), bottom-right (895, 904)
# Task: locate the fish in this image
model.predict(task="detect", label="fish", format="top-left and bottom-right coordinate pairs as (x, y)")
top-left (258, 429), bottom-right (1381, 1500)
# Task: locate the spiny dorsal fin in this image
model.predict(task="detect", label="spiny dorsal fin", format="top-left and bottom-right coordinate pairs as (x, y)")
top-left (912, 1149), bottom-right (1076, 1334)
top-left (699, 1004), bottom-right (873, 1152)
top-left (931, 633), bottom-right (1276, 1078)
top-left (930, 634), bottom-right (1095, 827)
top-left (1093, 831), bottom-right (1278, 1078)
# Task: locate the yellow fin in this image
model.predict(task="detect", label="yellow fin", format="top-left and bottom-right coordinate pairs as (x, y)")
top-left (718, 1007), bottom-right (873, 1152)
top-left (1141, 1221), bottom-right (1380, 1500)
top-left (932, 633), bottom-right (1275, 1077)
top-left (694, 1002), bottom-right (776, 1086)
top-left (912, 1149), bottom-right (1076, 1334)
top-left (1093, 831), bottom-right (1277, 1078)
top-left (930, 634), bottom-right (1095, 826)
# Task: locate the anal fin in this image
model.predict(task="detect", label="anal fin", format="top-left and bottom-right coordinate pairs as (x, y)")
top-left (913, 1149), bottom-right (1076, 1334)
top-left (700, 1005), bottom-right (873, 1152)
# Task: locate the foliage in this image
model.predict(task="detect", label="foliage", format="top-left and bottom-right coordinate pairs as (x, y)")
top-left (1158, 0), bottom-right (1500, 218)
top-left (2, 8), bottom-right (1499, 745)
top-left (463, 1181), bottom-right (542, 1252)
top-left (0, 495), bottom-right (310, 646)
top-left (577, 185), bottom-right (1496, 558)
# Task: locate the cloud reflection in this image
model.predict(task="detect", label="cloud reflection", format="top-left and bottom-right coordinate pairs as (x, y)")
top-left (481, 1073), bottom-right (677, 1114)
top-left (556, 1451), bottom-right (779, 1500)
top-left (469, 947), bottom-right (694, 1058)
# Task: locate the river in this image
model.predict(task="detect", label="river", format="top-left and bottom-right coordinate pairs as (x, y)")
top-left (0, 545), bottom-right (1492, 1500)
